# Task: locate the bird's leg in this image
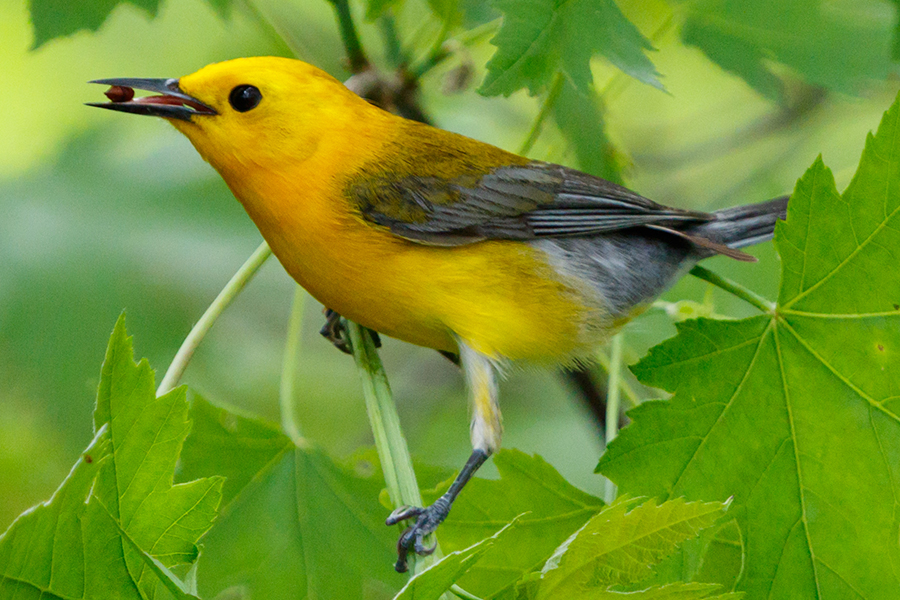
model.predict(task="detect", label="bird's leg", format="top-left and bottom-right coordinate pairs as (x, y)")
top-left (386, 342), bottom-right (500, 572)
top-left (319, 308), bottom-right (381, 354)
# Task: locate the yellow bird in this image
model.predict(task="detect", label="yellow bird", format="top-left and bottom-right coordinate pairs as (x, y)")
top-left (90, 57), bottom-right (787, 572)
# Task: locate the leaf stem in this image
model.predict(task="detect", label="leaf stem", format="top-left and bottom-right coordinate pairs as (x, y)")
top-left (604, 333), bottom-right (623, 503)
top-left (379, 11), bottom-right (408, 68)
top-left (346, 322), bottom-right (445, 576)
top-left (279, 285), bottom-right (306, 444)
top-left (450, 584), bottom-right (484, 600)
top-left (518, 71), bottom-right (566, 156)
top-left (156, 242), bottom-right (272, 396)
top-left (595, 350), bottom-right (640, 409)
top-left (689, 265), bottom-right (775, 313)
top-left (410, 17), bottom-right (453, 79)
top-left (327, 0), bottom-right (369, 73)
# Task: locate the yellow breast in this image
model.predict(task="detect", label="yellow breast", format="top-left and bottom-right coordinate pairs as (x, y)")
top-left (222, 156), bottom-right (597, 362)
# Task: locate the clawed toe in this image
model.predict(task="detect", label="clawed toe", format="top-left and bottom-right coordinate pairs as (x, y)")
top-left (320, 309), bottom-right (382, 354)
top-left (414, 537), bottom-right (437, 556)
top-left (386, 505), bottom-right (423, 526)
top-left (387, 498), bottom-right (452, 572)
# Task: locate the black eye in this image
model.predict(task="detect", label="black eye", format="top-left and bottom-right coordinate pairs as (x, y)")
top-left (229, 85), bottom-right (262, 112)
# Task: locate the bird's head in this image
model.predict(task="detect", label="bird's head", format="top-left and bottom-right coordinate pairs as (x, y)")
top-left (90, 57), bottom-right (377, 176)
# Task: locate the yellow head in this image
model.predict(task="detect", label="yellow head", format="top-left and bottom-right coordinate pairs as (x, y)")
top-left (91, 57), bottom-right (389, 180)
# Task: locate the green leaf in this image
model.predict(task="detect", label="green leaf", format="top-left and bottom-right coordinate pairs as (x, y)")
top-left (178, 396), bottom-right (401, 600)
top-left (28, 0), bottom-right (161, 49)
top-left (90, 497), bottom-right (201, 600)
top-left (692, 520), bottom-right (742, 590)
top-left (0, 316), bottom-right (221, 599)
top-left (649, 519), bottom-right (744, 591)
top-left (94, 315), bottom-right (224, 597)
top-left (536, 498), bottom-right (729, 598)
top-left (599, 94), bottom-right (900, 598)
top-left (393, 520), bottom-right (518, 600)
top-left (551, 79), bottom-right (624, 184)
top-left (573, 582), bottom-right (742, 599)
top-left (426, 450), bottom-right (605, 599)
top-left (0, 430), bottom-right (109, 598)
top-left (675, 0), bottom-right (897, 99)
top-left (480, 0), bottom-right (661, 97)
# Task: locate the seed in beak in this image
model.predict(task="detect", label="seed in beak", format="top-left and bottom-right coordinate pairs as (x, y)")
top-left (105, 85), bottom-right (135, 103)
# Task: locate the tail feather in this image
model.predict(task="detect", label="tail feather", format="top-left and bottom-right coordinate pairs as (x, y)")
top-left (690, 195), bottom-right (789, 251)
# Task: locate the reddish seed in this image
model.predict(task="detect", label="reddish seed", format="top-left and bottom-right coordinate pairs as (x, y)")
top-left (105, 85), bottom-right (135, 103)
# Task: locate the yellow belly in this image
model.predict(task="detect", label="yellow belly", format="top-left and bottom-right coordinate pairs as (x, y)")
top-left (233, 184), bottom-right (595, 361)
top-left (277, 222), bottom-right (596, 361)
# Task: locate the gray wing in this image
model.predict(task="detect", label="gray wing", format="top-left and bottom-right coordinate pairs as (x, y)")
top-left (348, 161), bottom-right (715, 246)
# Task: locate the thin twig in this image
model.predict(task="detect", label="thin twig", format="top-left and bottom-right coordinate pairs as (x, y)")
top-left (327, 0), bottom-right (369, 72)
top-left (346, 322), bottom-right (443, 576)
top-left (518, 72), bottom-right (566, 156)
top-left (157, 242), bottom-right (272, 396)
top-left (604, 333), bottom-right (624, 503)
top-left (379, 11), bottom-right (408, 68)
top-left (595, 350), bottom-right (641, 411)
top-left (411, 17), bottom-right (500, 79)
top-left (450, 584), bottom-right (484, 600)
top-left (279, 285), bottom-right (306, 444)
top-left (689, 265), bottom-right (775, 313)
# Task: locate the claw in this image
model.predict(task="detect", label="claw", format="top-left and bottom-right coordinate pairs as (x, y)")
top-left (386, 505), bottom-right (424, 526)
top-left (414, 536), bottom-right (437, 556)
top-left (387, 497), bottom-right (452, 570)
top-left (320, 309), bottom-right (352, 354)
top-left (320, 308), bottom-right (382, 354)
top-left (395, 532), bottom-right (412, 573)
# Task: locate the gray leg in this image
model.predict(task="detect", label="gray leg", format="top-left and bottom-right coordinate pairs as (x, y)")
top-left (385, 342), bottom-right (501, 572)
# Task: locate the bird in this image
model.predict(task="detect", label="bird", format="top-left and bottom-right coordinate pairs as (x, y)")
top-left (89, 56), bottom-right (788, 572)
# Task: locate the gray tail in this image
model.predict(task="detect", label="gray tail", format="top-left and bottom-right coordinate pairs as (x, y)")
top-left (691, 195), bottom-right (789, 250)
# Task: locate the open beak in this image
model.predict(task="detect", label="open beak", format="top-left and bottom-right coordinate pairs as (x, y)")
top-left (87, 78), bottom-right (217, 122)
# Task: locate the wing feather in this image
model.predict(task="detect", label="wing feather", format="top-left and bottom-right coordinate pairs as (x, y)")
top-left (349, 160), bottom-right (714, 245)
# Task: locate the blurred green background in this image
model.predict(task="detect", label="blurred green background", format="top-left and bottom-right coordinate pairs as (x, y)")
top-left (2, 0), bottom-right (897, 533)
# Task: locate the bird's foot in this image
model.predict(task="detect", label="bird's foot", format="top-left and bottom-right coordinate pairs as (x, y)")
top-left (319, 308), bottom-right (381, 354)
top-left (386, 496), bottom-right (451, 573)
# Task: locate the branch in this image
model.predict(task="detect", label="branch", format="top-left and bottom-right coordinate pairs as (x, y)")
top-left (689, 265), bottom-right (775, 313)
top-left (279, 285), bottom-right (307, 444)
top-left (157, 241), bottom-right (272, 396)
top-left (518, 72), bottom-right (566, 156)
top-left (327, 0), bottom-right (369, 73)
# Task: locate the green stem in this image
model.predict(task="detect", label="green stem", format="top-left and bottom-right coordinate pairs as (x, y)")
top-left (410, 46), bottom-right (451, 80)
top-left (410, 17), bottom-right (453, 78)
top-left (410, 17), bottom-right (500, 79)
top-left (689, 265), bottom-right (775, 313)
top-left (603, 333), bottom-right (623, 503)
top-left (279, 285), bottom-right (306, 444)
top-left (450, 584), bottom-right (484, 600)
top-left (157, 241), bottom-right (272, 396)
top-left (327, 0), bottom-right (369, 72)
top-left (518, 72), bottom-right (566, 156)
top-left (454, 18), bottom-right (501, 46)
top-left (379, 11), bottom-right (408, 68)
top-left (346, 322), bottom-right (443, 575)
top-left (595, 350), bottom-right (640, 409)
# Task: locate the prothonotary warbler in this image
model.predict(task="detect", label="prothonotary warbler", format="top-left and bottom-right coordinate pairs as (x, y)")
top-left (90, 56), bottom-right (788, 572)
